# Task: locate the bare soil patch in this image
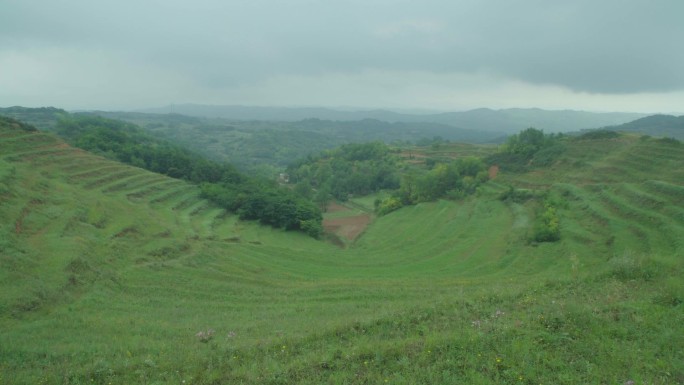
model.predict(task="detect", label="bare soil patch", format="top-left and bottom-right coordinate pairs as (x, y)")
top-left (323, 214), bottom-right (371, 241)
top-left (488, 165), bottom-right (499, 179)
top-left (326, 202), bottom-right (349, 213)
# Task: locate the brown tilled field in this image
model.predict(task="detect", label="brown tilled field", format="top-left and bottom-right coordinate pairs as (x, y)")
top-left (322, 214), bottom-right (371, 241)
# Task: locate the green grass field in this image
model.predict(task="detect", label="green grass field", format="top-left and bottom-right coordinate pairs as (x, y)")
top-left (1, 125), bottom-right (683, 384)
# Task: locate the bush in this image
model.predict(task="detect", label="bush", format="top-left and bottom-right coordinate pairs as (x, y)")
top-left (300, 219), bottom-right (323, 238)
top-left (531, 202), bottom-right (560, 243)
top-left (576, 130), bottom-right (620, 140)
top-left (498, 186), bottom-right (537, 203)
top-left (376, 197), bottom-right (404, 216)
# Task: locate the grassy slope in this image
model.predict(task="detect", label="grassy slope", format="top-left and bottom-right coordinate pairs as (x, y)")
top-left (1, 127), bottom-right (683, 384)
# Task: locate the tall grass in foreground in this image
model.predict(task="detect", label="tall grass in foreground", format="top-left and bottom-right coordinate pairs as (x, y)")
top-left (2, 256), bottom-right (681, 384)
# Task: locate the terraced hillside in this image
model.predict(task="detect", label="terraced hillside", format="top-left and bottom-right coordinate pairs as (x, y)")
top-left (1, 122), bottom-right (683, 384)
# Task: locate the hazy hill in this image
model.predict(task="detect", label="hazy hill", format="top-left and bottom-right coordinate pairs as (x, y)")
top-left (141, 104), bottom-right (647, 133)
top-left (600, 114), bottom-right (684, 139)
top-left (427, 108), bottom-right (647, 133)
top-left (140, 104), bottom-right (412, 122)
top-left (79, 111), bottom-right (507, 172)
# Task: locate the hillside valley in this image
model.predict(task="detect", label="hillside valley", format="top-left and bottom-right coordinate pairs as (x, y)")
top-left (0, 114), bottom-right (683, 384)
top-left (3, 0), bottom-right (684, 382)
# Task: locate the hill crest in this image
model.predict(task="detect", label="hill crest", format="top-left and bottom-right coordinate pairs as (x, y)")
top-left (600, 114), bottom-right (684, 139)
top-left (140, 104), bottom-right (647, 133)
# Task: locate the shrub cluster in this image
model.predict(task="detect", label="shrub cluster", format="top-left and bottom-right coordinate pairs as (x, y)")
top-left (576, 129), bottom-right (620, 140)
top-left (376, 157), bottom-right (488, 216)
top-left (532, 202), bottom-right (560, 242)
top-left (200, 182), bottom-right (322, 238)
top-left (487, 127), bottom-right (565, 171)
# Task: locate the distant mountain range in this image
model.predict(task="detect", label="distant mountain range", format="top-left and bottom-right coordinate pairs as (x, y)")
top-left (2, 105), bottom-right (680, 141)
top-left (141, 104), bottom-right (648, 134)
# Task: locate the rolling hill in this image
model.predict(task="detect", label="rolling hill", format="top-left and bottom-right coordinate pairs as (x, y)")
top-left (599, 114), bottom-right (684, 139)
top-left (1, 116), bottom-right (683, 384)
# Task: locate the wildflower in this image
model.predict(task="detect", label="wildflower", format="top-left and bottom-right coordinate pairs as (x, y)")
top-left (195, 329), bottom-right (215, 342)
top-left (471, 320), bottom-right (482, 328)
top-left (227, 331), bottom-right (236, 338)
top-left (494, 309), bottom-right (505, 318)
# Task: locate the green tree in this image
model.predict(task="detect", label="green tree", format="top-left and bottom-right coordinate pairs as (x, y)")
top-left (506, 127), bottom-right (546, 158)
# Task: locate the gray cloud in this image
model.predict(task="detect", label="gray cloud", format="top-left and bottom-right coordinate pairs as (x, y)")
top-left (1, 0), bottom-right (683, 110)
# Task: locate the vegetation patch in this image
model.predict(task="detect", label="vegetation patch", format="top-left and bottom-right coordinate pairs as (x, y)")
top-left (487, 127), bottom-right (566, 171)
top-left (287, 142), bottom-right (400, 206)
top-left (576, 129), bottom-right (621, 140)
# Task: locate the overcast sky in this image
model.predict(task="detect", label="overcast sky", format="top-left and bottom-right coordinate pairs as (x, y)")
top-left (1, 0), bottom-right (683, 113)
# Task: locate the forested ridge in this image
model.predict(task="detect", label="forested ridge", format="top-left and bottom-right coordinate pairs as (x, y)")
top-left (54, 115), bottom-right (323, 236)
